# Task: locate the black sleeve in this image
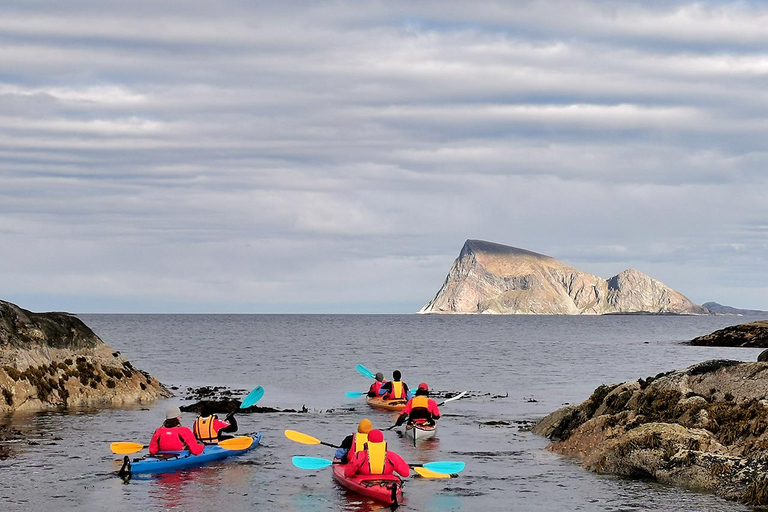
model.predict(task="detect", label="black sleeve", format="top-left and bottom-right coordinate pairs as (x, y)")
top-left (220, 414), bottom-right (238, 433)
top-left (339, 434), bottom-right (354, 451)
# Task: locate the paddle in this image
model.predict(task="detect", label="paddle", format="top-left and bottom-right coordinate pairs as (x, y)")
top-left (240, 386), bottom-right (265, 409)
top-left (111, 435), bottom-right (253, 455)
top-left (345, 391), bottom-right (367, 398)
top-left (284, 429), bottom-right (341, 448)
top-left (386, 390), bottom-right (469, 430)
top-left (111, 442), bottom-right (144, 455)
top-left (291, 456), bottom-right (464, 474)
top-left (413, 466), bottom-right (454, 479)
top-left (437, 390), bottom-right (468, 407)
top-left (356, 364), bottom-right (376, 380)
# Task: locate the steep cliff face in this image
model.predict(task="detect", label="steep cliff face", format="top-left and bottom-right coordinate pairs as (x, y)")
top-left (419, 240), bottom-right (707, 315)
top-left (0, 300), bottom-right (170, 412)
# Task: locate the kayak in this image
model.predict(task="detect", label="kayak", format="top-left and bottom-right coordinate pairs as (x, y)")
top-left (118, 433), bottom-right (261, 475)
top-left (405, 422), bottom-right (437, 444)
top-left (366, 396), bottom-right (407, 411)
top-left (332, 461), bottom-right (403, 506)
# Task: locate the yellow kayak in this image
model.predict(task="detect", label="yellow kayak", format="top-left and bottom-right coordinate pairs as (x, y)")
top-left (366, 396), bottom-right (407, 411)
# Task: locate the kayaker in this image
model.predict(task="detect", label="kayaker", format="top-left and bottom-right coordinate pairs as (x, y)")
top-left (367, 372), bottom-right (387, 397)
top-left (378, 370), bottom-right (411, 400)
top-left (193, 405), bottom-right (238, 444)
top-left (344, 429), bottom-right (409, 478)
top-left (334, 418), bottom-right (372, 463)
top-left (395, 382), bottom-right (441, 427)
top-left (149, 406), bottom-right (205, 455)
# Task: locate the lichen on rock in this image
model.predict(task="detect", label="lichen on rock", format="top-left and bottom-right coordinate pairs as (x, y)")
top-left (0, 300), bottom-right (170, 412)
top-left (532, 359), bottom-right (768, 506)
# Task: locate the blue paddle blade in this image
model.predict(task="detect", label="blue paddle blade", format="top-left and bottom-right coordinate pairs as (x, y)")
top-left (423, 461), bottom-right (465, 474)
top-left (292, 456), bottom-right (333, 470)
top-left (345, 391), bottom-right (366, 398)
top-left (240, 386), bottom-right (264, 409)
top-left (356, 364), bottom-right (376, 379)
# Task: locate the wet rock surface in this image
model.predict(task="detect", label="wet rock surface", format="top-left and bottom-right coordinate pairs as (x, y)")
top-left (533, 359), bottom-right (768, 506)
top-left (691, 320), bottom-right (768, 348)
top-left (0, 300), bottom-right (170, 412)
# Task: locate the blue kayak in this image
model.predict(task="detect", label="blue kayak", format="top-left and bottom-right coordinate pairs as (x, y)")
top-left (119, 433), bottom-right (261, 475)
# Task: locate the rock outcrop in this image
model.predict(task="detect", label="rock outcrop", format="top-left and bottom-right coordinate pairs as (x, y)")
top-left (0, 300), bottom-right (170, 412)
top-left (691, 321), bottom-right (768, 348)
top-left (419, 240), bottom-right (707, 315)
top-left (532, 360), bottom-right (768, 506)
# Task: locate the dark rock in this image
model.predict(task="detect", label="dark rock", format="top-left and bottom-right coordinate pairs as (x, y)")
top-left (691, 321), bottom-right (768, 348)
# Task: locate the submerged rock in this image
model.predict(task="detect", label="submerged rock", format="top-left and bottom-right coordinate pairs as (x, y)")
top-left (691, 320), bottom-right (768, 348)
top-left (532, 360), bottom-right (768, 506)
top-left (419, 240), bottom-right (707, 315)
top-left (0, 300), bottom-right (170, 412)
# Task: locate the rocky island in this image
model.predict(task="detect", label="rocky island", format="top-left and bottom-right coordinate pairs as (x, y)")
top-left (0, 300), bottom-right (170, 413)
top-left (532, 360), bottom-right (768, 507)
top-left (419, 240), bottom-right (707, 315)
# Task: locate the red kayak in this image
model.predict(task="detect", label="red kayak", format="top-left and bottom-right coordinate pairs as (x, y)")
top-left (332, 462), bottom-right (403, 506)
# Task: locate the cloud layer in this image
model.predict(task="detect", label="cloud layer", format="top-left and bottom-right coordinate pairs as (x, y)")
top-left (1, 1), bottom-right (766, 312)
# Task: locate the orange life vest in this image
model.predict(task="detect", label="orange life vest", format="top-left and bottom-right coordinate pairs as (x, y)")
top-left (352, 432), bottom-right (368, 453)
top-left (193, 415), bottom-right (220, 444)
top-left (366, 441), bottom-right (387, 475)
top-left (390, 381), bottom-right (404, 399)
top-left (411, 395), bottom-right (429, 410)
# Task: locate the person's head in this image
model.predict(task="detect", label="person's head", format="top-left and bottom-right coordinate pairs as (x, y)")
top-left (200, 405), bottom-right (215, 417)
top-left (416, 382), bottom-right (429, 396)
top-left (357, 418), bottom-right (372, 434)
top-left (367, 429), bottom-right (384, 443)
top-left (375, 372), bottom-right (384, 382)
top-left (164, 406), bottom-right (181, 428)
top-left (393, 370), bottom-right (401, 381)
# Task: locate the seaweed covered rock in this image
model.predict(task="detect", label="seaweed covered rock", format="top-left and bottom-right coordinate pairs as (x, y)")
top-left (691, 320), bottom-right (768, 348)
top-left (0, 300), bottom-right (170, 412)
top-left (532, 360), bottom-right (768, 506)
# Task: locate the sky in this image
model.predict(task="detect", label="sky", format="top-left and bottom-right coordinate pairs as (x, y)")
top-left (1, 0), bottom-right (766, 314)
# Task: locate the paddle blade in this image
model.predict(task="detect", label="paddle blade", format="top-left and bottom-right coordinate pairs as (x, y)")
top-left (356, 364), bottom-right (376, 380)
top-left (423, 461), bottom-right (465, 474)
top-left (345, 391), bottom-right (366, 398)
top-left (219, 436), bottom-right (254, 451)
top-left (292, 456), bottom-right (333, 470)
top-left (438, 390), bottom-right (468, 407)
top-left (284, 430), bottom-right (322, 445)
top-left (110, 442), bottom-right (144, 455)
top-left (413, 467), bottom-right (452, 479)
top-left (240, 386), bottom-right (264, 409)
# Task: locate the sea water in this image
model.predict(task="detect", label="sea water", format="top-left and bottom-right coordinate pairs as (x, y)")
top-left (0, 314), bottom-right (762, 511)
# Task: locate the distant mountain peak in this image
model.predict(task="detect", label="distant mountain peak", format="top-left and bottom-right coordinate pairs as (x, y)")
top-left (419, 240), bottom-right (707, 315)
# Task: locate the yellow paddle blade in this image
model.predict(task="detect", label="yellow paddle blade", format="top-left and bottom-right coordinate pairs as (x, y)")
top-left (219, 436), bottom-right (254, 451)
top-left (110, 442), bottom-right (144, 454)
top-left (413, 467), bottom-right (452, 479)
top-left (284, 429), bottom-right (321, 445)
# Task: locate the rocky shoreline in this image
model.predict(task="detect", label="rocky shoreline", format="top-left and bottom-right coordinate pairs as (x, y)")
top-left (0, 300), bottom-right (170, 413)
top-left (532, 359), bottom-right (768, 507)
top-left (691, 320), bottom-right (768, 348)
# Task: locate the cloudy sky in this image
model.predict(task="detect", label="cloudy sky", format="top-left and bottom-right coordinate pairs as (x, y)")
top-left (1, 0), bottom-right (766, 313)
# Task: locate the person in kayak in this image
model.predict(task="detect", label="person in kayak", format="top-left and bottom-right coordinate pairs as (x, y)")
top-left (367, 372), bottom-right (387, 397)
top-left (344, 429), bottom-right (409, 478)
top-left (334, 418), bottom-right (372, 463)
top-left (149, 406), bottom-right (205, 455)
top-left (378, 370), bottom-right (411, 400)
top-left (193, 405), bottom-right (238, 444)
top-left (394, 382), bottom-right (441, 427)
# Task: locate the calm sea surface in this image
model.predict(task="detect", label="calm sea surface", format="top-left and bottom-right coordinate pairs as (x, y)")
top-left (1, 314), bottom-right (765, 512)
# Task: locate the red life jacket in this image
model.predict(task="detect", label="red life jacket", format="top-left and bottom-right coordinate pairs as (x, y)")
top-left (387, 381), bottom-right (404, 400)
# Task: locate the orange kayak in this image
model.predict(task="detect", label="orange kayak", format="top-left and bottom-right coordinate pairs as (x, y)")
top-left (366, 396), bottom-right (407, 411)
